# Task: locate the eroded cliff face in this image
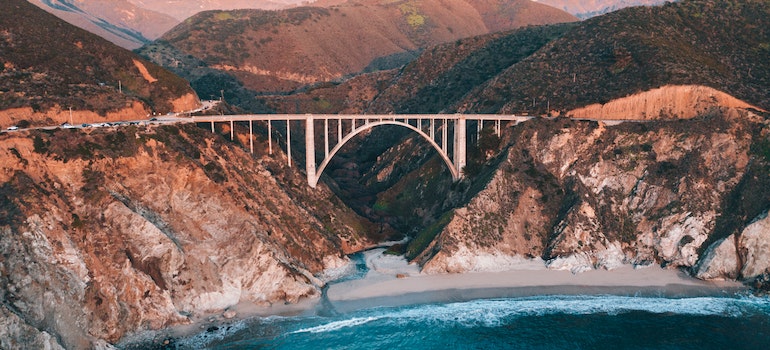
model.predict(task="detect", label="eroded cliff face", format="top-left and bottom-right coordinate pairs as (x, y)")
top-left (417, 108), bottom-right (770, 284)
top-left (566, 85), bottom-right (762, 120)
top-left (695, 211), bottom-right (770, 282)
top-left (0, 124), bottom-right (372, 347)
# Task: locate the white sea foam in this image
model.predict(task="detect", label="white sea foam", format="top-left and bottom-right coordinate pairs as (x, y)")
top-left (297, 295), bottom-right (770, 334)
top-left (291, 316), bottom-right (383, 334)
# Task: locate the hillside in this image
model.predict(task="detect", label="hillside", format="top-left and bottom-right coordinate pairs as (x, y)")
top-left (278, 0), bottom-right (768, 117)
top-left (263, 0), bottom-right (770, 271)
top-left (463, 0), bottom-right (770, 115)
top-left (412, 108), bottom-right (770, 285)
top-left (130, 0), bottom-right (308, 21)
top-left (27, 0), bottom-right (176, 49)
top-left (137, 0), bottom-right (576, 102)
top-left (0, 0), bottom-right (199, 128)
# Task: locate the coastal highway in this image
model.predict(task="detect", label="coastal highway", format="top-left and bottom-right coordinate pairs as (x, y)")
top-left (0, 100), bottom-right (220, 133)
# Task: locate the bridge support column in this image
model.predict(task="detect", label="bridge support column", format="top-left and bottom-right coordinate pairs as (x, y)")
top-left (268, 120), bottom-right (272, 155)
top-left (454, 115), bottom-right (466, 179)
top-left (306, 115), bottom-right (317, 188)
top-left (324, 118), bottom-right (329, 158)
top-left (249, 119), bottom-right (253, 154)
top-left (442, 119), bottom-right (447, 153)
top-left (287, 119), bottom-right (291, 167)
top-left (337, 118), bottom-right (342, 145)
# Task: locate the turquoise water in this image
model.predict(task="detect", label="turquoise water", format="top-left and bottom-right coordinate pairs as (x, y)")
top-left (178, 294), bottom-right (770, 349)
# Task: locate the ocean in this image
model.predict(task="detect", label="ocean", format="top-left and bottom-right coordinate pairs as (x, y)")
top-left (176, 294), bottom-right (770, 349)
top-left (168, 252), bottom-right (770, 349)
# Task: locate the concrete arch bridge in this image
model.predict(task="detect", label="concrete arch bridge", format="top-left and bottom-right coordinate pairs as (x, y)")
top-left (191, 114), bottom-right (532, 188)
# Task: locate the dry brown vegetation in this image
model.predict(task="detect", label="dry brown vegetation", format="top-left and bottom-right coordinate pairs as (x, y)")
top-left (137, 0), bottom-right (576, 103)
top-left (0, 0), bottom-right (197, 125)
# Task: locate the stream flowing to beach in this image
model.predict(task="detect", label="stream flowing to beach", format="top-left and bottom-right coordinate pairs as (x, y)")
top-left (169, 249), bottom-right (770, 349)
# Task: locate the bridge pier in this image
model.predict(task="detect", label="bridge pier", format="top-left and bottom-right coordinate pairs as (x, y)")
top-left (454, 115), bottom-right (466, 177)
top-left (287, 119), bottom-right (291, 167)
top-left (249, 119), bottom-right (253, 154)
top-left (306, 115), bottom-right (318, 188)
top-left (442, 118), bottom-right (447, 153)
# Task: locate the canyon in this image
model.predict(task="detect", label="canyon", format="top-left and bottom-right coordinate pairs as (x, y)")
top-left (1, 102), bottom-right (768, 349)
top-left (2, 0), bottom-right (770, 348)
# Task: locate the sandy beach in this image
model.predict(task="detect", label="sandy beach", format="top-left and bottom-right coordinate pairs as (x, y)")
top-left (123, 248), bottom-right (750, 348)
top-left (326, 248), bottom-right (747, 312)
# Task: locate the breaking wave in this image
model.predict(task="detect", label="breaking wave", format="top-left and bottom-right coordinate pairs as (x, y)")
top-left (176, 294), bottom-right (770, 349)
top-left (289, 294), bottom-right (770, 334)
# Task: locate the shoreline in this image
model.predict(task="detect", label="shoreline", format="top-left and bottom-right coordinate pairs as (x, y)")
top-left (119, 249), bottom-right (749, 348)
top-left (329, 283), bottom-right (747, 314)
top-left (325, 249), bottom-right (747, 312)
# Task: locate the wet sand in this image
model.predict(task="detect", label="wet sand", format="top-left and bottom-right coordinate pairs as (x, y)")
top-left (120, 248), bottom-right (747, 348)
top-left (326, 249), bottom-right (747, 313)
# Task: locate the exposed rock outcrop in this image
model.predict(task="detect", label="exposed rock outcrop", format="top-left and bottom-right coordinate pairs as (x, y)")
top-left (0, 305), bottom-right (65, 350)
top-left (696, 211), bottom-right (770, 282)
top-left (415, 108), bottom-right (770, 283)
top-left (0, 123), bottom-right (373, 347)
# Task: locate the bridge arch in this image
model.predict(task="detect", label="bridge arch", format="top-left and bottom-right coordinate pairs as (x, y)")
top-left (309, 120), bottom-right (459, 188)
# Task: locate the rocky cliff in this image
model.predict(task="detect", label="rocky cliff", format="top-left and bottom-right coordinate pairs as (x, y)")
top-left (0, 123), bottom-right (374, 348)
top-left (410, 108), bottom-right (770, 288)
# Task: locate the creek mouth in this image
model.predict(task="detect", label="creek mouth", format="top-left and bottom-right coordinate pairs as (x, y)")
top-left (317, 251), bottom-right (369, 317)
top-left (128, 246), bottom-right (754, 349)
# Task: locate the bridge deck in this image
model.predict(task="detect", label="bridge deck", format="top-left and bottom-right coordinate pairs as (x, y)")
top-left (190, 114), bottom-right (533, 122)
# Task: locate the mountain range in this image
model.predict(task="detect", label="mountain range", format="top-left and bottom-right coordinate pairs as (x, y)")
top-left (28, 1), bottom-right (673, 50)
top-left (2, 0), bottom-right (770, 348)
